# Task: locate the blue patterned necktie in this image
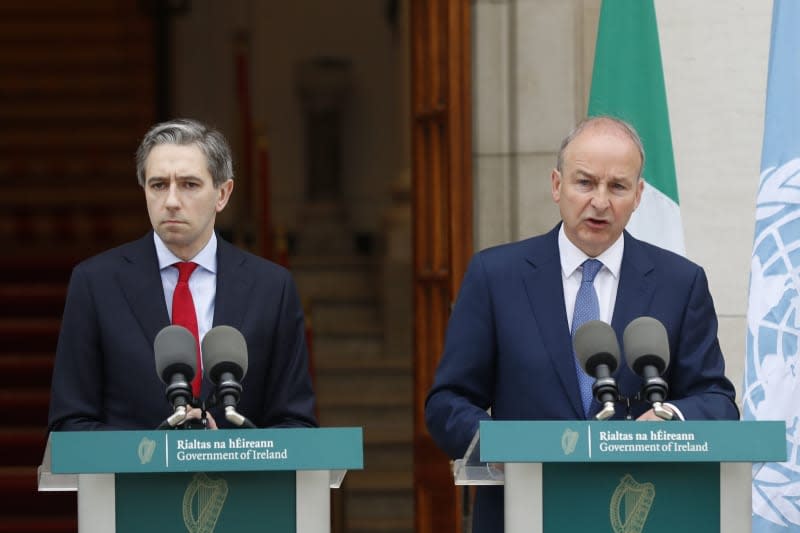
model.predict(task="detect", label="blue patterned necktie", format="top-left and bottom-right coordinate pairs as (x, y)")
top-left (572, 259), bottom-right (603, 416)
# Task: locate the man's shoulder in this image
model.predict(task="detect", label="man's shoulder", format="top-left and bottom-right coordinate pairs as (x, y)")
top-left (476, 228), bottom-right (556, 265)
top-left (72, 234), bottom-right (153, 275)
top-left (217, 237), bottom-right (292, 280)
top-left (624, 233), bottom-right (702, 277)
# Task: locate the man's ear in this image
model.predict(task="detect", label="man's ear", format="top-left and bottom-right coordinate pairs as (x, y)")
top-left (215, 179), bottom-right (234, 213)
top-left (551, 168), bottom-right (562, 203)
top-left (633, 177), bottom-right (644, 209)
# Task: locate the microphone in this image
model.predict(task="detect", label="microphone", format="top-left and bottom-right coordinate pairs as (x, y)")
top-left (154, 325), bottom-right (197, 428)
top-left (573, 320), bottom-right (621, 420)
top-left (201, 325), bottom-right (255, 428)
top-left (623, 316), bottom-right (673, 420)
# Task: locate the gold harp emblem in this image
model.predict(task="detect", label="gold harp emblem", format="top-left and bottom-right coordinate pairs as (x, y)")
top-left (610, 474), bottom-right (655, 533)
top-left (182, 473), bottom-right (229, 533)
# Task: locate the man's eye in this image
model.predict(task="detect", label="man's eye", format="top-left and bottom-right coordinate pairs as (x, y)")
top-left (150, 182), bottom-right (167, 190)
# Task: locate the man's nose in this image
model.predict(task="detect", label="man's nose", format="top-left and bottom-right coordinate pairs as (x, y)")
top-left (165, 182), bottom-right (180, 207)
top-left (591, 188), bottom-right (611, 210)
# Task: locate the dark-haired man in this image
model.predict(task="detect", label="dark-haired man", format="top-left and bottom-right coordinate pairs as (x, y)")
top-left (49, 118), bottom-right (317, 431)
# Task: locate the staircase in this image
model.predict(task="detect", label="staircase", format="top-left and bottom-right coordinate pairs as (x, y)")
top-left (0, 2), bottom-right (416, 531)
top-left (0, 259), bottom-right (75, 532)
top-left (292, 254), bottom-right (414, 533)
top-left (0, 1), bottom-right (154, 530)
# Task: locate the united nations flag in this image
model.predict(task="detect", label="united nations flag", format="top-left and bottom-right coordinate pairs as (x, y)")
top-left (744, 1), bottom-right (800, 531)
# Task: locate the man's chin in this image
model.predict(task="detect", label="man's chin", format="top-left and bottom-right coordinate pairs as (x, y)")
top-left (576, 233), bottom-right (613, 256)
top-left (155, 229), bottom-right (188, 247)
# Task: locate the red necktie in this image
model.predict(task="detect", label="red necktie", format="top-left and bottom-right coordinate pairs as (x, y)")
top-left (172, 262), bottom-right (202, 397)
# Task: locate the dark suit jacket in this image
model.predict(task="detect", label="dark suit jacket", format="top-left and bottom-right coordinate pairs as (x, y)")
top-left (424, 225), bottom-right (738, 532)
top-left (48, 232), bottom-right (317, 431)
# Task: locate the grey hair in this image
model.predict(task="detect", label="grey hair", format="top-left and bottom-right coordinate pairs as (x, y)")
top-left (555, 116), bottom-right (645, 179)
top-left (135, 118), bottom-right (234, 187)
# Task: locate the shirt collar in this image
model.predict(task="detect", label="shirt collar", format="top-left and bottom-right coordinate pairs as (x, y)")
top-left (154, 232), bottom-right (218, 274)
top-left (558, 225), bottom-right (624, 279)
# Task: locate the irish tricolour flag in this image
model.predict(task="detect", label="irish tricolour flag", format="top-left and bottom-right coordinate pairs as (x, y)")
top-left (588, 0), bottom-right (685, 256)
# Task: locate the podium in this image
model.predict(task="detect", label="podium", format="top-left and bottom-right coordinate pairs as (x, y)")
top-left (454, 420), bottom-right (785, 533)
top-left (38, 427), bottom-right (363, 533)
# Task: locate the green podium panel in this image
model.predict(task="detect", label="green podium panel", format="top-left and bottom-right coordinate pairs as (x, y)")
top-left (479, 420), bottom-right (786, 463)
top-left (49, 428), bottom-right (363, 473)
top-left (543, 462), bottom-right (718, 533)
top-left (457, 420), bottom-right (787, 533)
top-left (117, 471), bottom-right (296, 533)
top-left (39, 428), bottom-right (363, 533)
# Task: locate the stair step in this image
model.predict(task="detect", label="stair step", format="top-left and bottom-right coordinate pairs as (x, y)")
top-left (346, 492), bottom-right (414, 531)
top-left (0, 318), bottom-right (61, 353)
top-left (294, 270), bottom-right (377, 301)
top-left (363, 444), bottom-right (413, 472)
top-left (0, 517), bottom-right (77, 533)
top-left (314, 355), bottom-right (410, 373)
top-left (346, 517), bottom-right (413, 533)
top-left (0, 1), bottom-right (124, 15)
top-left (0, 102), bottom-right (138, 122)
top-left (344, 471), bottom-right (414, 533)
top-left (0, 354), bottom-right (54, 387)
top-left (313, 335), bottom-right (383, 360)
top-left (1, 184), bottom-right (143, 207)
top-left (0, 257), bottom-right (75, 283)
top-left (310, 301), bottom-right (381, 336)
top-left (345, 470), bottom-right (413, 492)
top-left (0, 18), bottom-right (145, 43)
top-left (0, 284), bottom-right (67, 317)
top-left (312, 322), bottom-right (383, 338)
top-left (0, 389), bottom-right (51, 427)
top-left (0, 429), bottom-right (49, 466)
top-left (0, 467), bottom-right (75, 516)
top-left (0, 130), bottom-right (136, 151)
top-left (318, 408), bottom-right (411, 441)
top-left (0, 160), bottom-right (131, 182)
top-left (315, 375), bottom-right (410, 408)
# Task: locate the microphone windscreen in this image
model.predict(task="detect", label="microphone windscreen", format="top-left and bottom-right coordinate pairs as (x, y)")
top-left (201, 325), bottom-right (249, 382)
top-left (623, 316), bottom-right (670, 373)
top-left (573, 320), bottom-right (620, 373)
top-left (154, 325), bottom-right (197, 383)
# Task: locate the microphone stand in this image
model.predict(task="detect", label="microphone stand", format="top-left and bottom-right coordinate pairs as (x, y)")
top-left (642, 367), bottom-right (673, 420)
top-left (157, 405), bottom-right (189, 429)
top-left (224, 406), bottom-right (257, 429)
top-left (157, 400), bottom-right (209, 430)
top-left (205, 389), bottom-right (257, 429)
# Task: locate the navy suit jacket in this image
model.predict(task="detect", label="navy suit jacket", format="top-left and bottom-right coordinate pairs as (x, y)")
top-left (425, 225), bottom-right (738, 532)
top-left (48, 232), bottom-right (317, 431)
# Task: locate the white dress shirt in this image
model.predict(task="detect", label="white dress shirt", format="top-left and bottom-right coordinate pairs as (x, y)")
top-left (154, 232), bottom-right (218, 361)
top-left (559, 225), bottom-right (624, 331)
top-left (558, 226), bottom-right (683, 420)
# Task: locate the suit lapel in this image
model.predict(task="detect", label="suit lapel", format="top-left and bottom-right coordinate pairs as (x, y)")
top-left (117, 233), bottom-right (171, 348)
top-left (213, 237), bottom-right (252, 329)
top-left (521, 227), bottom-right (585, 418)
top-left (611, 233), bottom-right (656, 341)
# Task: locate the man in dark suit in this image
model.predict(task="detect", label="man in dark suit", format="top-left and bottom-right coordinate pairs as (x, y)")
top-left (425, 116), bottom-right (738, 532)
top-left (48, 118), bottom-right (317, 431)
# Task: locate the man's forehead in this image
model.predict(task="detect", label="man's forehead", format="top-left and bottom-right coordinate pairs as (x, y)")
top-left (145, 144), bottom-right (209, 173)
top-left (564, 126), bottom-right (642, 171)
top-left (569, 123), bottom-right (637, 149)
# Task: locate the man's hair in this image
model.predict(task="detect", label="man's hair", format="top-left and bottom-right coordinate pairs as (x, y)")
top-left (135, 118), bottom-right (234, 187)
top-left (555, 115), bottom-right (645, 178)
